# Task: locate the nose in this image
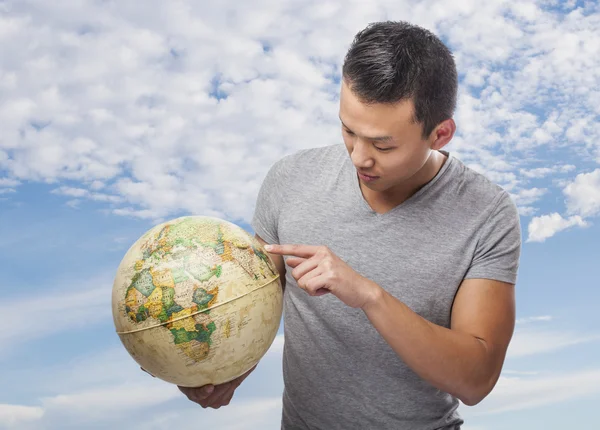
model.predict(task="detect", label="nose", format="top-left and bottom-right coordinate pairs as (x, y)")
top-left (350, 140), bottom-right (375, 170)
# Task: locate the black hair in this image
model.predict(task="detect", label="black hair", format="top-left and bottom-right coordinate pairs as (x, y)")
top-left (342, 21), bottom-right (458, 139)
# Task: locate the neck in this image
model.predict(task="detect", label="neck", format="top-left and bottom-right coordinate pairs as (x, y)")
top-left (362, 151), bottom-right (448, 213)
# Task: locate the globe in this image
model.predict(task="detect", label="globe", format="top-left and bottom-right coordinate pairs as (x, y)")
top-left (111, 215), bottom-right (283, 387)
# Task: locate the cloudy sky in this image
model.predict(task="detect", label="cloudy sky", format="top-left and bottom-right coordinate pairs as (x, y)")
top-left (1, 0), bottom-right (599, 429)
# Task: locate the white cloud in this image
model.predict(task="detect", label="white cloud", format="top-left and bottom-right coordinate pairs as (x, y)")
top-left (469, 369), bottom-right (600, 415)
top-left (1, 331), bottom-right (286, 429)
top-left (519, 165), bottom-right (576, 179)
top-left (516, 205), bottom-right (537, 216)
top-left (564, 169), bottom-right (600, 218)
top-left (0, 283), bottom-right (110, 351)
top-left (0, 0), bottom-right (598, 227)
top-left (507, 315), bottom-right (600, 358)
top-left (41, 383), bottom-right (181, 418)
top-left (515, 315), bottom-right (552, 324)
top-left (526, 168), bottom-right (600, 241)
top-left (51, 185), bottom-right (123, 203)
top-left (501, 370), bottom-right (539, 376)
top-left (0, 405), bottom-right (44, 429)
top-left (0, 177), bottom-right (20, 187)
top-left (510, 187), bottom-right (547, 211)
top-left (507, 328), bottom-right (600, 358)
top-left (526, 212), bottom-right (589, 242)
top-left (0, 328), bottom-right (284, 429)
top-left (134, 397), bottom-right (282, 430)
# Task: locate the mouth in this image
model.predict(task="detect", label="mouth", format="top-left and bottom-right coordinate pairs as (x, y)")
top-left (358, 171), bottom-right (380, 182)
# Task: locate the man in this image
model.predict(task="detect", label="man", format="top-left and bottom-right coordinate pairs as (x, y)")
top-left (180, 21), bottom-right (521, 429)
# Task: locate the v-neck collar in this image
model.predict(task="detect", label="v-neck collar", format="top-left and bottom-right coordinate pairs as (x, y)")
top-left (349, 150), bottom-right (454, 217)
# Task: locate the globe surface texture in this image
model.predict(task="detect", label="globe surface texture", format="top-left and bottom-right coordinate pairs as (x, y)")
top-left (111, 216), bottom-right (283, 387)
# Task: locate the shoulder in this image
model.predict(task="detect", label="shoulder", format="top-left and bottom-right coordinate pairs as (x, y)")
top-left (283, 144), bottom-right (344, 166)
top-left (447, 155), bottom-right (517, 217)
top-left (268, 144), bottom-right (345, 180)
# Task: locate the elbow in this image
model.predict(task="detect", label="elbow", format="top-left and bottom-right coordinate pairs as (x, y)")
top-left (458, 376), bottom-right (498, 406)
top-left (459, 387), bottom-right (488, 407)
top-left (460, 392), bottom-right (486, 407)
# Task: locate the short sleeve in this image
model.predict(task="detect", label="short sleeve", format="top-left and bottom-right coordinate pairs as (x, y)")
top-left (464, 191), bottom-right (522, 285)
top-left (250, 155), bottom-right (292, 245)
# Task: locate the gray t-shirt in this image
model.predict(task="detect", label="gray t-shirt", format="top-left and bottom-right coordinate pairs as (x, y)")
top-left (251, 143), bottom-right (521, 430)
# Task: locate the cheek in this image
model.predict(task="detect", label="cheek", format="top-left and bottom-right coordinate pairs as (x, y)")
top-left (394, 143), bottom-right (430, 169)
top-left (382, 152), bottom-right (408, 171)
top-left (379, 152), bottom-right (418, 180)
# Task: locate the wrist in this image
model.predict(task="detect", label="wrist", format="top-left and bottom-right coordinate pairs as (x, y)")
top-left (361, 279), bottom-right (385, 312)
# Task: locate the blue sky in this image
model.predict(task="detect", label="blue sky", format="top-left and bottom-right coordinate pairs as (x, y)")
top-left (1, 0), bottom-right (599, 429)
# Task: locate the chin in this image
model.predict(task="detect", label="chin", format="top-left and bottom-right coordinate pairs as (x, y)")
top-left (363, 180), bottom-right (385, 190)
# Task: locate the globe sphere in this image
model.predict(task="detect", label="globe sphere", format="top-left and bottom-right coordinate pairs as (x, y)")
top-left (111, 216), bottom-right (283, 387)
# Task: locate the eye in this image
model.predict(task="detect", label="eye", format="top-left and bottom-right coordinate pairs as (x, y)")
top-left (343, 128), bottom-right (355, 136)
top-left (374, 146), bottom-right (393, 152)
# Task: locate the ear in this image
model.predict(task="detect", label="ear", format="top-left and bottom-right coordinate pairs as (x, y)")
top-left (430, 118), bottom-right (456, 151)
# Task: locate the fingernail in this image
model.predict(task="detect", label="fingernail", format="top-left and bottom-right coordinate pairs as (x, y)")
top-left (264, 245), bottom-right (273, 251)
top-left (204, 386), bottom-right (214, 394)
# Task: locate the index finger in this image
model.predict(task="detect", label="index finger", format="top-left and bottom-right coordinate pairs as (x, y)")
top-left (264, 244), bottom-right (320, 258)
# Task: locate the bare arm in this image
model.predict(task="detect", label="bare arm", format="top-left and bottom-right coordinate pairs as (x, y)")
top-left (362, 278), bottom-right (515, 406)
top-left (255, 233), bottom-right (287, 292)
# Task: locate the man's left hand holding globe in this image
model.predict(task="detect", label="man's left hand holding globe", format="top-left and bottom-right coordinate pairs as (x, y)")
top-left (142, 364), bottom-right (257, 409)
top-left (178, 364), bottom-right (257, 409)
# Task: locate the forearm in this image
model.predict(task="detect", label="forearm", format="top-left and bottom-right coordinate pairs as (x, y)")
top-left (362, 281), bottom-right (496, 406)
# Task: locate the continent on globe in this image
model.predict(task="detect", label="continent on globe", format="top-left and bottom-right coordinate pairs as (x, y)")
top-left (112, 216), bottom-right (283, 387)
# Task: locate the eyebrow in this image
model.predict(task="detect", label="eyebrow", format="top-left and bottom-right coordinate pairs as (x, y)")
top-left (338, 115), bottom-right (395, 143)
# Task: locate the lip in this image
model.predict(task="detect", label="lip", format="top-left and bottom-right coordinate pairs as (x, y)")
top-left (358, 172), bottom-right (380, 182)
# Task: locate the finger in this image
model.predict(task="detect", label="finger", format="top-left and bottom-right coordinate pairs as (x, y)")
top-left (210, 384), bottom-right (238, 409)
top-left (291, 257), bottom-right (320, 281)
top-left (304, 273), bottom-right (332, 296)
top-left (284, 256), bottom-right (306, 268)
top-left (218, 383), bottom-right (238, 407)
top-left (206, 383), bottom-right (234, 408)
top-left (296, 267), bottom-right (323, 292)
top-left (193, 383), bottom-right (230, 409)
top-left (178, 384), bottom-right (215, 403)
top-left (206, 366), bottom-right (254, 408)
top-left (264, 244), bottom-right (322, 258)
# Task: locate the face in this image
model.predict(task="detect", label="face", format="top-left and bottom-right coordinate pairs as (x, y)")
top-left (339, 79), bottom-right (453, 196)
